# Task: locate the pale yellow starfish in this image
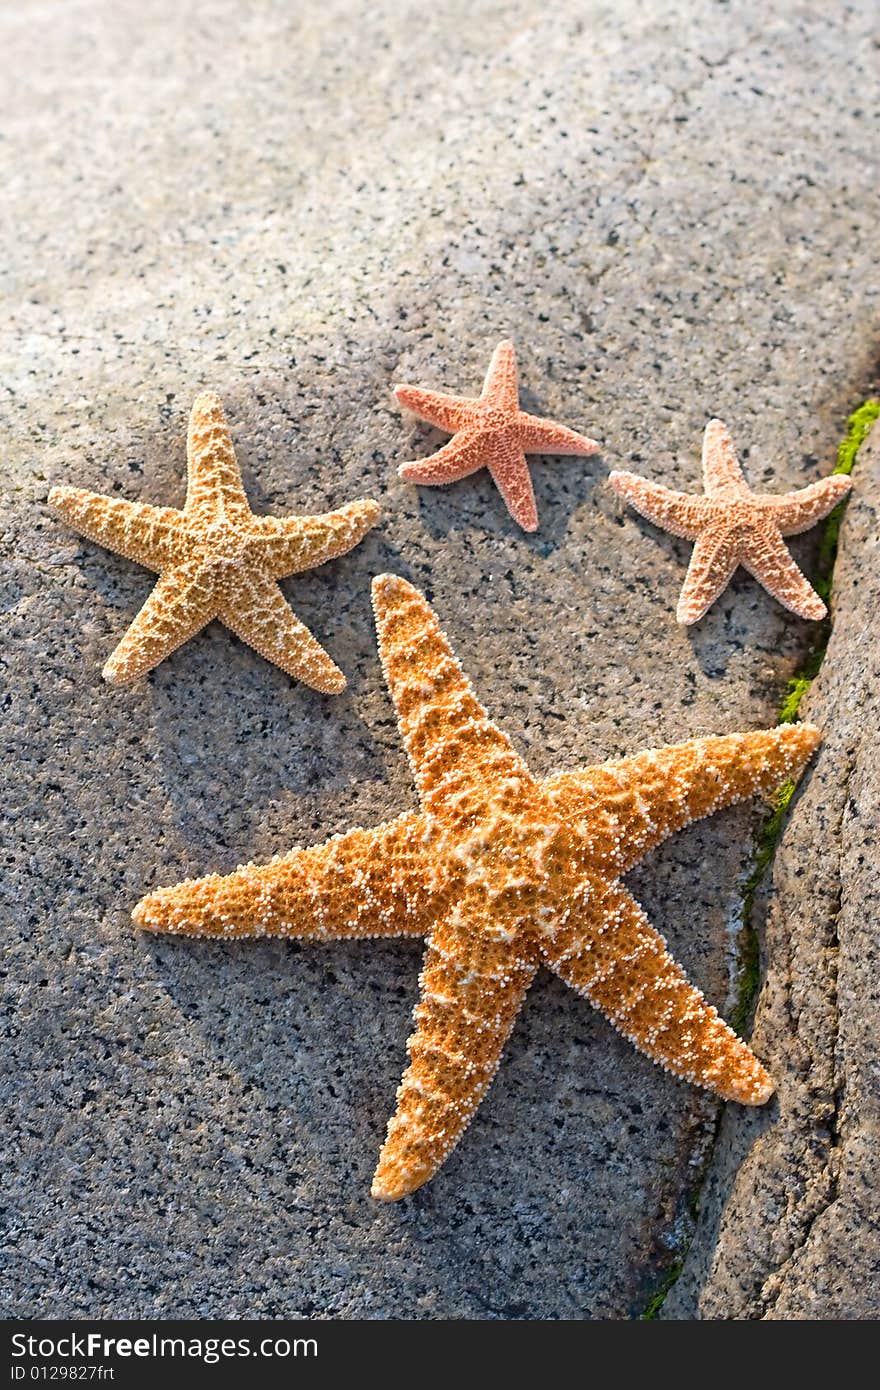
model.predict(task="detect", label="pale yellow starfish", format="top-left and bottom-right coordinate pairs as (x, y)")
top-left (609, 419), bottom-right (851, 623)
top-left (49, 393), bottom-right (380, 690)
top-left (395, 339), bottom-right (599, 531)
top-left (135, 575), bottom-right (821, 1200)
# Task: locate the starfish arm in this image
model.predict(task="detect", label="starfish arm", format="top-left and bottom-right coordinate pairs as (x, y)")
top-left (184, 392), bottom-right (251, 521)
top-left (486, 444), bottom-right (539, 532)
top-left (394, 384), bottom-right (476, 434)
top-left (543, 724), bottom-right (821, 875)
top-left (48, 486), bottom-right (184, 572)
top-left (515, 411), bottom-right (600, 457)
top-left (397, 428), bottom-right (488, 485)
top-left (217, 573), bottom-right (346, 692)
top-left (545, 881), bottom-right (773, 1104)
top-left (608, 471), bottom-right (708, 540)
top-left (252, 499), bottom-right (380, 578)
top-left (371, 908), bottom-right (538, 1200)
top-left (371, 575), bottom-right (532, 820)
top-left (133, 812), bottom-right (440, 940)
top-left (102, 559), bottom-right (217, 685)
top-left (763, 475), bottom-right (852, 536)
top-left (740, 525), bottom-right (826, 620)
top-left (676, 525), bottom-right (742, 623)
top-left (701, 419), bottom-right (750, 495)
top-left (480, 339), bottom-right (519, 412)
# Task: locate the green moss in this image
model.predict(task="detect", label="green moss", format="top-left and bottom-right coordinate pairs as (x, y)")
top-left (814, 398), bottom-right (878, 601)
top-left (777, 675), bottom-right (812, 726)
top-left (640, 1260), bottom-right (684, 1320)
top-left (834, 398), bottom-right (879, 475)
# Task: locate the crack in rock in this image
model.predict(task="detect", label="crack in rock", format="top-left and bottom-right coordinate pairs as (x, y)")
top-left (664, 423), bottom-right (879, 1320)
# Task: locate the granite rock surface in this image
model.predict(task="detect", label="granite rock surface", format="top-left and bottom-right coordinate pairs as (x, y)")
top-left (2, 0), bottom-right (878, 1318)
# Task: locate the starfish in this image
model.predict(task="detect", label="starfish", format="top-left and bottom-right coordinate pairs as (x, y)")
top-left (394, 339), bottom-right (599, 532)
top-left (49, 393), bottom-right (380, 691)
top-left (609, 419), bottom-right (852, 624)
top-left (135, 575), bottom-right (821, 1201)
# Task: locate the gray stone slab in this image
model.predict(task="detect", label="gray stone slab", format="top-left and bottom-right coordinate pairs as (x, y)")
top-left (2, 0), bottom-right (878, 1318)
top-left (665, 423), bottom-right (880, 1321)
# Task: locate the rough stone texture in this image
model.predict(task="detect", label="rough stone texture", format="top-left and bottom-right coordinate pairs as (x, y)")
top-left (1, 0), bottom-right (878, 1318)
top-left (666, 424), bottom-right (880, 1321)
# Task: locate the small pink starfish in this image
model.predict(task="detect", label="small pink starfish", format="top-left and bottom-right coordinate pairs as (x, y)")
top-left (394, 339), bottom-right (600, 532)
top-left (609, 419), bottom-right (852, 624)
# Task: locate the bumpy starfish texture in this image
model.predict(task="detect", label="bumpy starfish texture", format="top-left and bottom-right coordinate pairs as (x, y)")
top-left (394, 339), bottom-right (599, 531)
top-left (49, 394), bottom-right (380, 690)
top-left (135, 576), bottom-right (821, 1201)
top-left (609, 419), bottom-right (852, 624)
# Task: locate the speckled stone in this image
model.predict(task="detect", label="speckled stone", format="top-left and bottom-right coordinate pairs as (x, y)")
top-left (666, 423), bottom-right (880, 1321)
top-left (2, 0), bottom-right (878, 1319)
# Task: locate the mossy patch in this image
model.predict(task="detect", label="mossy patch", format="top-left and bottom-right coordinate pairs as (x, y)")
top-left (834, 398), bottom-right (879, 475)
top-left (640, 1259), bottom-right (684, 1320)
top-left (815, 398), bottom-right (878, 602)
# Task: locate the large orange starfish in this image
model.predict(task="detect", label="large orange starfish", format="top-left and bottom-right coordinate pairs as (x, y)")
top-left (395, 339), bottom-right (599, 531)
top-left (49, 393), bottom-right (380, 690)
top-left (609, 419), bottom-right (851, 624)
top-left (135, 576), bottom-right (820, 1200)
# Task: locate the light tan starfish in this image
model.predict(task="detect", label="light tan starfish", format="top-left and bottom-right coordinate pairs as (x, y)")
top-left (395, 339), bottom-right (599, 532)
top-left (49, 393), bottom-right (380, 690)
top-left (609, 419), bottom-right (852, 623)
top-left (135, 575), bottom-right (821, 1200)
